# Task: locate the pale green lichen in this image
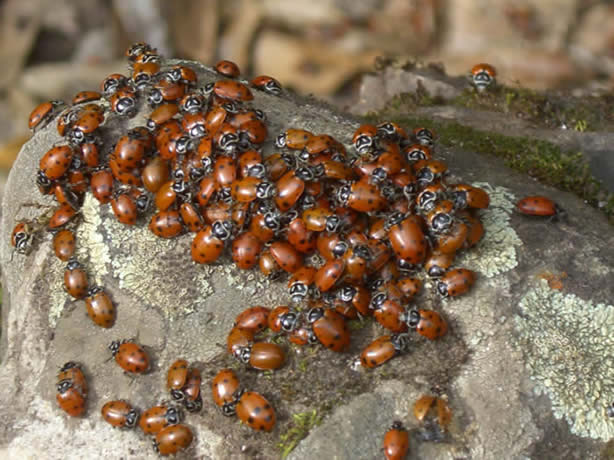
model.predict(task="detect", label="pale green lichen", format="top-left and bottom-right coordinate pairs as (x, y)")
top-left (47, 257), bottom-right (69, 328)
top-left (515, 280), bottom-right (614, 440)
top-left (456, 182), bottom-right (523, 278)
top-left (102, 207), bottom-right (214, 317)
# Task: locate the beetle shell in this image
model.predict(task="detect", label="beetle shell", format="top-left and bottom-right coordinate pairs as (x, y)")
top-left (437, 268), bottom-right (476, 297)
top-left (211, 368), bottom-right (241, 410)
top-left (56, 380), bottom-right (86, 417)
top-left (167, 359), bottom-right (189, 391)
top-left (140, 405), bottom-right (181, 435)
top-left (234, 306), bottom-right (270, 333)
top-left (407, 309), bottom-right (447, 340)
top-left (311, 308), bottom-right (350, 352)
top-left (101, 400), bottom-right (139, 428)
top-left (516, 195), bottom-right (562, 217)
top-left (111, 340), bottom-right (149, 373)
top-left (236, 391), bottom-right (276, 431)
top-left (244, 342), bottom-right (286, 370)
top-left (383, 421), bottom-right (410, 460)
top-left (85, 287), bottom-right (116, 328)
top-left (154, 423), bottom-right (193, 456)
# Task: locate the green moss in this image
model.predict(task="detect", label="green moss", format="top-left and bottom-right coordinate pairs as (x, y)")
top-left (278, 409), bottom-right (322, 458)
top-left (364, 111), bottom-right (614, 222)
top-left (384, 83), bottom-right (614, 132)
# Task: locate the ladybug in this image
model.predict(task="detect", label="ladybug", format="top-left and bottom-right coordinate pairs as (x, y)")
top-left (275, 171), bottom-right (305, 212)
top-left (111, 192), bottom-right (138, 225)
top-left (90, 169), bottom-right (114, 204)
top-left (178, 202), bottom-right (203, 233)
top-left (142, 157), bottom-right (170, 193)
top-left (110, 86), bottom-right (137, 117)
top-left (268, 306), bottom-right (298, 333)
top-left (377, 121), bottom-right (408, 141)
top-left (70, 108), bottom-right (104, 143)
top-left (140, 404), bottom-right (182, 435)
top-left (287, 217), bottom-right (317, 254)
top-left (314, 259), bottom-right (345, 292)
top-left (288, 266), bottom-right (317, 303)
top-left (238, 118), bottom-right (268, 146)
top-left (435, 221), bottom-right (468, 254)
top-left (352, 124), bottom-right (378, 155)
top-left (148, 79), bottom-right (186, 105)
top-left (72, 91), bottom-right (102, 105)
top-left (57, 362), bottom-right (88, 396)
top-left (250, 75), bottom-right (282, 95)
top-left (28, 100), bottom-right (64, 131)
top-left (167, 359), bottom-right (189, 392)
top-left (471, 63), bottom-right (497, 91)
top-left (167, 65), bottom-right (198, 86)
top-left (147, 103), bottom-right (179, 131)
top-left (181, 367), bottom-right (202, 406)
top-left (154, 423), bottom-right (193, 456)
top-left (406, 309), bottom-right (447, 340)
top-left (396, 277), bottom-right (421, 301)
top-left (100, 73), bottom-right (128, 96)
top-left (308, 307), bottom-right (350, 352)
top-left (387, 214), bottom-right (427, 264)
top-left (53, 229), bottom-right (76, 261)
top-left (516, 195), bottom-right (563, 218)
top-left (403, 143), bottom-right (432, 163)
top-left (215, 59), bottom-right (241, 78)
top-left (459, 211), bottom-right (485, 249)
top-left (114, 131), bottom-right (150, 171)
top-left (424, 250), bottom-right (455, 278)
top-left (56, 379), bottom-right (86, 417)
top-left (85, 286), bottom-right (115, 328)
top-left (413, 127), bottom-right (435, 146)
top-left (340, 179), bottom-right (386, 213)
top-left (235, 342), bottom-right (286, 370)
top-left (101, 400), bottom-right (139, 428)
top-left (451, 184), bottom-right (490, 209)
top-left (191, 221), bottom-right (232, 264)
top-left (155, 180), bottom-right (177, 211)
top-left (234, 306), bottom-right (270, 333)
top-left (125, 42), bottom-right (155, 61)
top-left (383, 421), bottom-right (410, 460)
top-left (132, 61), bottom-right (160, 89)
top-left (80, 142), bottom-right (99, 168)
top-left (56, 107), bottom-right (79, 137)
top-left (426, 200), bottom-right (455, 234)
top-left (149, 210), bottom-right (184, 238)
top-left (360, 333), bottom-right (410, 368)
top-left (230, 231), bottom-right (262, 269)
top-left (40, 145), bottom-right (73, 180)
top-left (437, 268), bottom-right (476, 297)
top-left (209, 80), bottom-right (253, 101)
top-left (269, 241), bottom-right (303, 273)
top-left (182, 112), bottom-right (207, 139)
top-left (337, 284), bottom-right (371, 316)
top-left (370, 292), bottom-right (408, 333)
top-left (63, 259), bottom-right (89, 299)
top-left (275, 128), bottom-right (314, 149)
top-left (109, 339), bottom-right (149, 374)
top-left (236, 391), bottom-right (276, 432)
top-left (48, 204), bottom-right (77, 230)
top-left (11, 221), bottom-right (35, 255)
top-left (211, 368), bottom-right (241, 415)
top-left (227, 326), bottom-right (255, 355)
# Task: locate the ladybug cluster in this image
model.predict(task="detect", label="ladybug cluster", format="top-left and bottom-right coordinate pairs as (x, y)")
top-left (12, 42), bottom-right (511, 457)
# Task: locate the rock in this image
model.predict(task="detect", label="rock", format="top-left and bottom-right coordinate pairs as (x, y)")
top-left (1, 57), bottom-right (613, 460)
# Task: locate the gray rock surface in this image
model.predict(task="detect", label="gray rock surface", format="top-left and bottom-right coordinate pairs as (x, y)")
top-left (1, 59), bottom-right (613, 460)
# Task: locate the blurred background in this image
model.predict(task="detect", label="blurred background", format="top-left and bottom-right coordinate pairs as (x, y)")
top-left (1, 0), bottom-right (614, 193)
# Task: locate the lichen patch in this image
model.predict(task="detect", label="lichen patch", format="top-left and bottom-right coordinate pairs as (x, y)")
top-left (457, 182), bottom-right (522, 278)
top-left (515, 280), bottom-right (614, 440)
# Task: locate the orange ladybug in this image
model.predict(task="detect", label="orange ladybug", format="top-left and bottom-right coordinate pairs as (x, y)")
top-left (383, 421), bottom-right (410, 460)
